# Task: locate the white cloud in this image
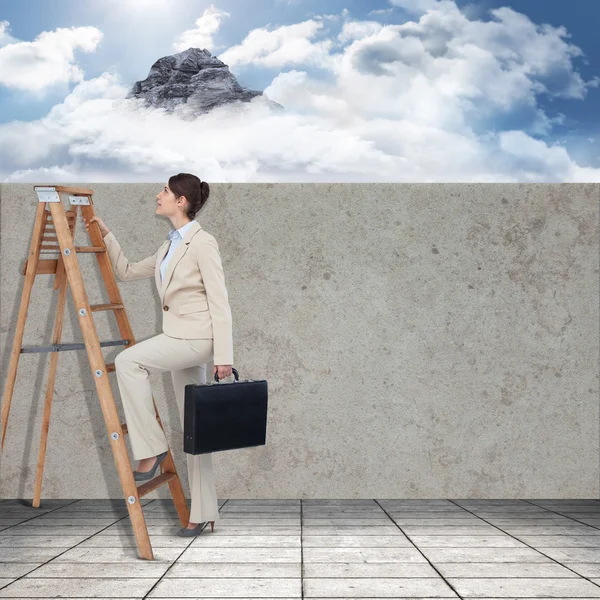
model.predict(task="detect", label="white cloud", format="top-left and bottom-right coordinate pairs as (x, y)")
top-left (314, 8), bottom-right (350, 22)
top-left (498, 130), bottom-right (599, 182)
top-left (338, 20), bottom-right (383, 44)
top-left (173, 4), bottom-right (231, 52)
top-left (0, 22), bottom-right (103, 92)
top-left (218, 20), bottom-right (334, 69)
top-left (0, 1), bottom-right (598, 181)
top-left (0, 20), bottom-right (18, 48)
top-left (0, 72), bottom-right (402, 182)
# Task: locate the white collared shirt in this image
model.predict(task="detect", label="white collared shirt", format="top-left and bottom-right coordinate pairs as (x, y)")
top-left (160, 220), bottom-right (196, 282)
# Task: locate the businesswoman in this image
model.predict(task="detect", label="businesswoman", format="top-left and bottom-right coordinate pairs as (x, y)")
top-left (83, 173), bottom-right (233, 538)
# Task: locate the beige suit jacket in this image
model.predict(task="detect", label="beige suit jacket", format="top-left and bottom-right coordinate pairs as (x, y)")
top-left (102, 220), bottom-right (233, 366)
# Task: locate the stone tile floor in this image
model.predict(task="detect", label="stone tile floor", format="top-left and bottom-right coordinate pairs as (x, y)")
top-left (0, 498), bottom-right (599, 598)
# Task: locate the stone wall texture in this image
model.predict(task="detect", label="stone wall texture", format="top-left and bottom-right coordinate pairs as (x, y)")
top-left (1, 182), bottom-right (598, 499)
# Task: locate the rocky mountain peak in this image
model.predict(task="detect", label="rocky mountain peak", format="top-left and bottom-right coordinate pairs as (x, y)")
top-left (127, 47), bottom-right (281, 116)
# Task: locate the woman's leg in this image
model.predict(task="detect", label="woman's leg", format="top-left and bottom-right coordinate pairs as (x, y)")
top-left (170, 338), bottom-right (220, 526)
top-left (114, 333), bottom-right (211, 462)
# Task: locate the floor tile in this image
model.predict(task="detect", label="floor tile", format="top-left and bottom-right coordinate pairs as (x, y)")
top-left (448, 576), bottom-right (600, 597)
top-left (147, 577), bottom-right (301, 597)
top-left (304, 577), bottom-right (458, 597)
top-left (0, 577), bottom-right (157, 598)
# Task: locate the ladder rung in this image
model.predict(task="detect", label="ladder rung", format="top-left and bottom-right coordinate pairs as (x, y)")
top-left (20, 340), bottom-right (130, 353)
top-left (45, 218), bottom-right (75, 225)
top-left (106, 362), bottom-right (116, 373)
top-left (89, 303), bottom-right (124, 312)
top-left (136, 472), bottom-right (177, 498)
top-left (22, 259), bottom-right (58, 275)
top-left (33, 244), bottom-right (105, 253)
top-left (74, 246), bottom-right (106, 253)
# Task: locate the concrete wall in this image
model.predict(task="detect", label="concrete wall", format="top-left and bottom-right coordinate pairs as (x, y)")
top-left (0, 182), bottom-right (598, 500)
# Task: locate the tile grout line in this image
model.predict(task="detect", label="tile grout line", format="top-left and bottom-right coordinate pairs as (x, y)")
top-left (0, 498), bottom-right (154, 592)
top-left (375, 498), bottom-right (465, 599)
top-left (300, 498), bottom-right (303, 600)
top-left (449, 498), bottom-right (600, 587)
top-left (141, 497), bottom-right (231, 600)
top-left (0, 498), bottom-right (83, 591)
top-left (522, 498), bottom-right (600, 589)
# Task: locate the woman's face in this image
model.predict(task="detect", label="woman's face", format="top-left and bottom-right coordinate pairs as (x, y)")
top-left (156, 183), bottom-right (186, 216)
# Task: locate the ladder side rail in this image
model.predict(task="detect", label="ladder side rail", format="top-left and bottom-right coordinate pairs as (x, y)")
top-left (32, 264), bottom-right (70, 507)
top-left (49, 199), bottom-right (155, 560)
top-left (0, 202), bottom-right (47, 450)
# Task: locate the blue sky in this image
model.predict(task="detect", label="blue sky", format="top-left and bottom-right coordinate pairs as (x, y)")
top-left (0, 0), bottom-right (598, 181)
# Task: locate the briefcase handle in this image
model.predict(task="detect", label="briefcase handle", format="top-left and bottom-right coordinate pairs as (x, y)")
top-left (214, 366), bottom-right (240, 383)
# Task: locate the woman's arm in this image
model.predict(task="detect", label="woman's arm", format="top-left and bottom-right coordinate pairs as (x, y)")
top-left (103, 231), bottom-right (162, 281)
top-left (194, 234), bottom-right (234, 366)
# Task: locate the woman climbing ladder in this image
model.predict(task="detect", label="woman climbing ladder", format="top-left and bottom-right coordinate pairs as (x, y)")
top-left (83, 173), bottom-right (234, 537)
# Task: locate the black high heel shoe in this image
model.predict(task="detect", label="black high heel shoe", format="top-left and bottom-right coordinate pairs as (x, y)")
top-left (133, 451), bottom-right (168, 482)
top-left (176, 520), bottom-right (215, 537)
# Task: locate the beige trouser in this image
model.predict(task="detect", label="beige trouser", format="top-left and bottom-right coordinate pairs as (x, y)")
top-left (114, 333), bottom-right (219, 524)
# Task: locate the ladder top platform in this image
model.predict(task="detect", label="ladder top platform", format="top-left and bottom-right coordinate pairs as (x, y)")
top-left (35, 185), bottom-right (94, 195)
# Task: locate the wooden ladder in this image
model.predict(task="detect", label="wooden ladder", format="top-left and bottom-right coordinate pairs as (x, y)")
top-left (0, 185), bottom-right (190, 560)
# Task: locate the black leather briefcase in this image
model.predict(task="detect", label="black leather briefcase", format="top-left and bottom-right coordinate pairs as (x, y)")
top-left (183, 368), bottom-right (268, 455)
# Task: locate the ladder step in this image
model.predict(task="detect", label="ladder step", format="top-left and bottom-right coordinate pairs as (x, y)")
top-left (46, 213), bottom-right (76, 221)
top-left (89, 303), bottom-right (124, 312)
top-left (22, 255), bottom-right (110, 275)
top-left (74, 246), bottom-right (106, 253)
top-left (22, 259), bottom-right (58, 275)
top-left (35, 245), bottom-right (106, 253)
top-left (136, 472), bottom-right (178, 498)
top-left (20, 340), bottom-right (130, 353)
top-left (106, 362), bottom-right (116, 373)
